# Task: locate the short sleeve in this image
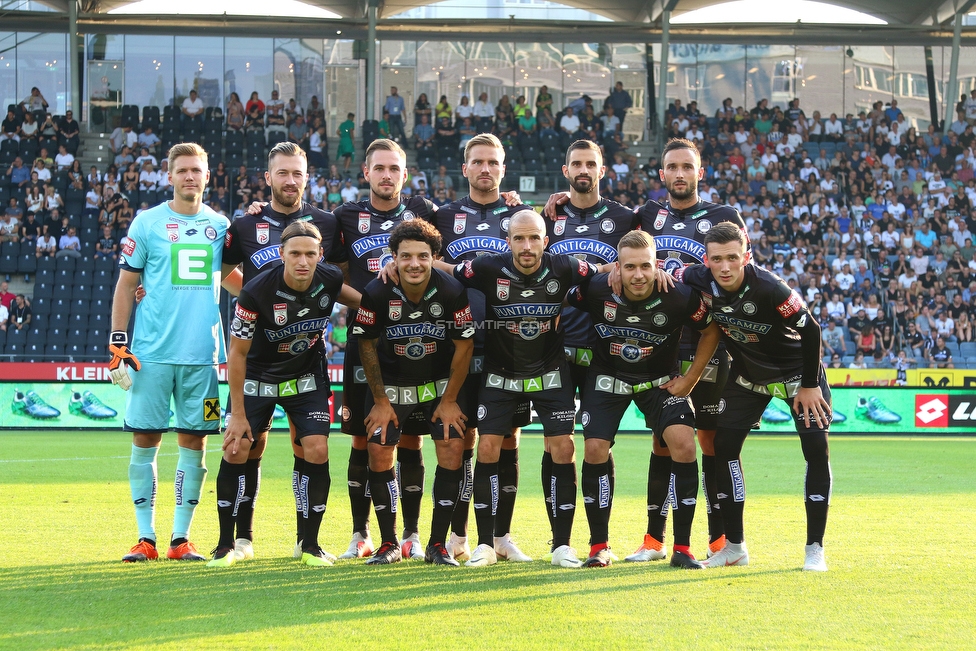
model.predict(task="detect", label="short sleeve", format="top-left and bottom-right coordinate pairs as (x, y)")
top-left (120, 216), bottom-right (147, 271)
top-left (222, 219), bottom-right (243, 266)
top-left (565, 284), bottom-right (588, 310)
top-left (448, 287), bottom-right (474, 341)
top-left (771, 282), bottom-right (811, 329)
top-left (684, 289), bottom-right (712, 331)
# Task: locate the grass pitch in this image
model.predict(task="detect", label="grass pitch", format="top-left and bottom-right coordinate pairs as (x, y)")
top-left (1, 431), bottom-right (974, 650)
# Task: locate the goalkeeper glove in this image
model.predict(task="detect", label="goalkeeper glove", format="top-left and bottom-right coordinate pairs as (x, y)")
top-left (108, 331), bottom-right (141, 391)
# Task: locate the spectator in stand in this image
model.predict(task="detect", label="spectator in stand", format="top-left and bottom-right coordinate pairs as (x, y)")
top-left (20, 87), bottom-right (48, 113)
top-left (600, 106), bottom-right (620, 140)
top-left (109, 124), bottom-right (136, 155)
top-left (181, 89), bottom-right (205, 129)
top-left (340, 178), bottom-right (359, 203)
top-left (244, 103), bottom-right (264, 132)
top-left (245, 91), bottom-right (265, 116)
top-left (413, 93), bottom-right (432, 130)
top-left (7, 294), bottom-right (30, 332)
top-left (19, 111), bottom-right (37, 141)
top-left (139, 161), bottom-right (158, 192)
top-left (226, 92), bottom-right (245, 131)
top-left (57, 226), bottom-right (81, 259)
top-left (413, 113), bottom-right (434, 150)
top-left (288, 114), bottom-right (309, 145)
top-left (472, 92), bottom-right (494, 133)
top-left (58, 110), bottom-right (80, 153)
top-left (36, 225), bottom-right (56, 259)
top-left (306, 95), bottom-right (325, 127)
top-left (1, 109), bottom-right (21, 144)
top-left (384, 86), bottom-right (407, 144)
top-left (285, 98), bottom-right (303, 126)
top-left (335, 113), bottom-right (355, 171)
top-left (266, 90), bottom-right (286, 138)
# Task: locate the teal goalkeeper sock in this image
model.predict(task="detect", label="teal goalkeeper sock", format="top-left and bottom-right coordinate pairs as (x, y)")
top-left (172, 446), bottom-right (207, 541)
top-left (129, 444), bottom-right (159, 541)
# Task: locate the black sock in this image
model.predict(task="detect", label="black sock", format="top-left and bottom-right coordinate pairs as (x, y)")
top-left (236, 457), bottom-right (260, 543)
top-left (301, 460), bottom-right (330, 551)
top-left (581, 460), bottom-right (612, 546)
top-left (348, 447), bottom-right (371, 536)
top-left (541, 450), bottom-right (554, 531)
top-left (646, 452), bottom-right (672, 541)
top-left (368, 467), bottom-right (398, 545)
top-left (450, 448), bottom-right (474, 537)
top-left (801, 432), bottom-right (831, 546)
top-left (670, 460), bottom-right (699, 548)
top-left (701, 454), bottom-right (724, 543)
top-left (494, 447), bottom-right (519, 537)
top-left (549, 461), bottom-right (577, 549)
top-left (472, 460), bottom-right (498, 547)
top-left (715, 429), bottom-right (750, 544)
top-left (216, 458), bottom-right (245, 549)
top-left (429, 465), bottom-right (462, 547)
top-left (292, 456), bottom-right (305, 543)
top-left (396, 447), bottom-right (424, 537)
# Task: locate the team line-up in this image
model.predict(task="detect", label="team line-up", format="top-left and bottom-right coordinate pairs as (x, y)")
top-left (107, 135), bottom-right (831, 573)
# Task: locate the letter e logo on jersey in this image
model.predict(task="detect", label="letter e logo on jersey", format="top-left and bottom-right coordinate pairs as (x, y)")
top-left (389, 300), bottom-right (402, 321)
top-left (554, 218), bottom-right (566, 236)
top-left (496, 279), bottom-right (510, 300)
top-left (454, 213), bottom-right (466, 235)
top-left (256, 223), bottom-right (270, 245)
top-left (915, 395), bottom-right (948, 427)
top-left (604, 301), bottom-right (617, 321)
top-left (166, 223), bottom-right (180, 242)
top-left (654, 209), bottom-right (668, 230)
top-left (273, 303), bottom-right (288, 326)
top-left (358, 212), bottom-right (371, 234)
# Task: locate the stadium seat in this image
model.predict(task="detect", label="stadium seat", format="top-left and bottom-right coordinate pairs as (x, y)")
top-left (32, 297), bottom-right (51, 315)
top-left (65, 342), bottom-right (85, 358)
top-left (55, 255), bottom-right (76, 272)
top-left (32, 283), bottom-right (53, 300)
top-left (87, 344), bottom-right (106, 360)
top-left (45, 343), bottom-right (63, 358)
top-left (76, 257), bottom-right (95, 273)
top-left (17, 253), bottom-right (36, 275)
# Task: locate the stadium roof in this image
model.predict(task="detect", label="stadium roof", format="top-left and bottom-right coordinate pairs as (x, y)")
top-left (9, 0), bottom-right (976, 43)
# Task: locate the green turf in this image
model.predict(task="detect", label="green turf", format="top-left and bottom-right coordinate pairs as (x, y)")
top-left (1, 432), bottom-right (974, 650)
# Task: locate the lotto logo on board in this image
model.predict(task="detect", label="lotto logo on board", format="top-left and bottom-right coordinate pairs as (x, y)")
top-left (916, 394), bottom-right (976, 427)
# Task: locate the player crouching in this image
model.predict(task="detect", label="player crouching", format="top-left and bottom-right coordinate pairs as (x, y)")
top-left (212, 222), bottom-right (361, 567)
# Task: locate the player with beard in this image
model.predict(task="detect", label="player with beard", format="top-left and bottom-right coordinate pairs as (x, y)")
top-left (568, 230), bottom-right (720, 568)
top-left (431, 134), bottom-right (531, 563)
top-left (333, 139), bottom-right (439, 562)
top-left (542, 140), bottom-right (638, 550)
top-left (545, 137), bottom-right (745, 561)
top-left (224, 142), bottom-right (346, 563)
top-left (679, 223), bottom-right (831, 572)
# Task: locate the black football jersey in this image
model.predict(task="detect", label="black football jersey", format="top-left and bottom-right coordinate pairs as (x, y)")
top-left (230, 263), bottom-right (345, 380)
top-left (351, 269), bottom-right (473, 384)
top-left (546, 198), bottom-right (640, 349)
top-left (436, 196), bottom-right (524, 351)
top-left (334, 196), bottom-right (436, 292)
top-left (223, 202), bottom-right (345, 282)
top-left (636, 198), bottom-right (746, 272)
top-left (453, 252), bottom-right (598, 378)
top-left (567, 273), bottom-right (711, 384)
top-left (679, 263), bottom-right (817, 385)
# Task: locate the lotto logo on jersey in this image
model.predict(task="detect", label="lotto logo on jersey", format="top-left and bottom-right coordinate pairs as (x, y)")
top-left (358, 212), bottom-right (371, 234)
top-left (356, 306), bottom-right (376, 326)
top-left (389, 300), bottom-right (402, 321)
top-left (256, 223), bottom-right (270, 245)
top-left (235, 304), bottom-right (258, 321)
top-left (454, 214), bottom-right (467, 234)
top-left (554, 217), bottom-right (566, 236)
top-left (496, 279), bottom-right (510, 300)
top-left (653, 209), bottom-right (668, 230)
top-left (604, 301), bottom-right (617, 321)
top-left (166, 223), bottom-right (180, 242)
top-left (776, 290), bottom-right (804, 318)
top-left (273, 303), bottom-right (288, 326)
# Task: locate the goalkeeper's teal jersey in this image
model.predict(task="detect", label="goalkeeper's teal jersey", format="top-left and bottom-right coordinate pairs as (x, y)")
top-left (119, 201), bottom-right (229, 365)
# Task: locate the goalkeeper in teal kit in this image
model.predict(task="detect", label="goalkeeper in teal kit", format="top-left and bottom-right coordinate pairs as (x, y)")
top-left (109, 143), bottom-right (242, 562)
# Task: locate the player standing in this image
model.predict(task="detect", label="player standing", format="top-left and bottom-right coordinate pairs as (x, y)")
top-left (223, 141), bottom-right (346, 561)
top-left (212, 222), bottom-right (360, 567)
top-left (352, 220), bottom-right (475, 565)
top-left (452, 210), bottom-right (598, 568)
top-left (111, 143), bottom-right (240, 562)
top-left (680, 223), bottom-right (832, 572)
top-left (567, 230), bottom-right (720, 568)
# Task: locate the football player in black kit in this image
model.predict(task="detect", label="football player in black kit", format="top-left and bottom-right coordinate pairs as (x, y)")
top-left (223, 142), bottom-right (346, 563)
top-left (568, 230), bottom-right (721, 569)
top-left (452, 210), bottom-right (598, 568)
top-left (546, 137), bottom-right (745, 561)
top-left (212, 221), bottom-right (361, 567)
top-left (433, 133), bottom-right (531, 563)
top-left (352, 220), bottom-right (475, 565)
top-left (679, 223), bottom-right (831, 572)
top-left (544, 139), bottom-right (638, 554)
top-left (333, 138), bottom-right (438, 560)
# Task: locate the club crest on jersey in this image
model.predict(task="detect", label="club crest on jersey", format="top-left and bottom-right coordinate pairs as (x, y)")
top-left (205, 226), bottom-right (218, 240)
top-left (654, 209), bottom-right (668, 230)
top-left (273, 303), bottom-right (288, 326)
top-left (652, 313), bottom-right (668, 326)
top-left (429, 302), bottom-right (443, 317)
top-left (358, 212), bottom-right (371, 234)
top-left (697, 218), bottom-right (712, 234)
top-left (554, 218), bottom-right (566, 236)
top-left (166, 223), bottom-right (180, 242)
top-left (500, 217), bottom-right (511, 232)
top-left (497, 279), bottom-right (510, 300)
top-left (256, 223), bottom-right (270, 245)
top-left (742, 301), bottom-right (757, 315)
top-left (402, 210), bottom-right (416, 221)
top-left (604, 301), bottom-right (617, 321)
top-left (454, 213), bottom-right (467, 234)
top-left (601, 219), bottom-right (615, 234)
top-left (546, 279), bottom-right (560, 295)
top-left (389, 300), bottom-right (402, 321)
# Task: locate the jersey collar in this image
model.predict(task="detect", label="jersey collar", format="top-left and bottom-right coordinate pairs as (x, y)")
top-left (665, 199), bottom-right (705, 219)
top-left (562, 197), bottom-right (606, 221)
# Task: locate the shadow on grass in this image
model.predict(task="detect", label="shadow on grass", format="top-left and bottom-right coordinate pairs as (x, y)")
top-left (0, 558), bottom-right (785, 648)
